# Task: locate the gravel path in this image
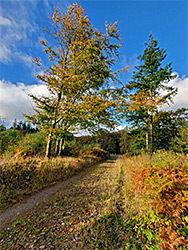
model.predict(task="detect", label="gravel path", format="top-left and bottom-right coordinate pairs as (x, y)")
top-left (0, 158), bottom-right (110, 228)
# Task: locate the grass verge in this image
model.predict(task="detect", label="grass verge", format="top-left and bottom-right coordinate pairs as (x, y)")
top-left (0, 149), bottom-right (108, 212)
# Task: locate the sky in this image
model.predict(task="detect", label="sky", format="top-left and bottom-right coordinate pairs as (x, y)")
top-left (0, 0), bottom-right (188, 128)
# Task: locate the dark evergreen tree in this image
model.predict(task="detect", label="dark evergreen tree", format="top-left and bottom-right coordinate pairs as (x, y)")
top-left (120, 127), bottom-right (146, 155)
top-left (126, 34), bottom-right (177, 152)
top-left (171, 121), bottom-right (188, 154)
top-left (153, 108), bottom-right (188, 150)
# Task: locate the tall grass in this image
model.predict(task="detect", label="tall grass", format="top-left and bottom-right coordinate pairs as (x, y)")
top-left (0, 147), bottom-right (108, 212)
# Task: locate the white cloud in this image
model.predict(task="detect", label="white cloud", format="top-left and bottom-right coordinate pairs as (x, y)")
top-left (15, 52), bottom-right (34, 68)
top-left (0, 3), bottom-right (38, 64)
top-left (122, 54), bottom-right (138, 72)
top-left (0, 80), bottom-right (49, 127)
top-left (162, 73), bottom-right (188, 110)
top-left (0, 16), bottom-right (12, 26)
top-left (0, 44), bottom-right (11, 63)
top-left (0, 0), bottom-right (65, 65)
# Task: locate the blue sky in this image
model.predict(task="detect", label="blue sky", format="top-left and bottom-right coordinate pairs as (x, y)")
top-left (0, 0), bottom-right (188, 127)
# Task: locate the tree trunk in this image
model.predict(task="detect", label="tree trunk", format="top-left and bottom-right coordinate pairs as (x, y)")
top-left (45, 134), bottom-right (52, 158)
top-left (150, 123), bottom-right (153, 153)
top-left (58, 139), bottom-right (63, 156)
top-left (55, 139), bottom-right (59, 155)
top-left (150, 115), bottom-right (153, 153)
top-left (146, 130), bottom-right (149, 151)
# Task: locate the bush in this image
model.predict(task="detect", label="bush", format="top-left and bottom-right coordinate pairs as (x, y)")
top-left (14, 132), bottom-right (46, 157)
top-left (82, 147), bottom-right (109, 158)
top-left (70, 140), bottom-right (101, 157)
top-left (96, 131), bottom-right (121, 154)
top-left (120, 128), bottom-right (146, 155)
top-left (0, 130), bottom-right (20, 155)
top-left (170, 122), bottom-right (188, 154)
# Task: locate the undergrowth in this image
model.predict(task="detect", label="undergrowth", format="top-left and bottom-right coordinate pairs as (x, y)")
top-left (122, 150), bottom-right (188, 249)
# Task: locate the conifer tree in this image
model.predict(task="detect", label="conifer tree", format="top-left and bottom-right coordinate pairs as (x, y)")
top-left (126, 34), bottom-right (177, 152)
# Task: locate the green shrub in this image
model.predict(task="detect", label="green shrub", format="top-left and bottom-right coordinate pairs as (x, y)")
top-left (14, 132), bottom-right (46, 156)
top-left (120, 127), bottom-right (146, 155)
top-left (70, 140), bottom-right (101, 156)
top-left (0, 130), bottom-right (20, 155)
top-left (170, 122), bottom-right (188, 154)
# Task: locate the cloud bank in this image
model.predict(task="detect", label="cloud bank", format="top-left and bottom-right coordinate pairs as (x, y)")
top-left (161, 73), bottom-right (188, 110)
top-left (0, 80), bottom-right (49, 127)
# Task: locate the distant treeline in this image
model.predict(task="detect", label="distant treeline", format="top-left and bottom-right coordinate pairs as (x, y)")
top-left (0, 108), bottom-right (187, 157)
top-left (0, 120), bottom-right (38, 133)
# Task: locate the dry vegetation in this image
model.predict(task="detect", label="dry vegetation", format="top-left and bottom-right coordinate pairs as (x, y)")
top-left (0, 151), bottom-right (188, 249)
top-left (0, 148), bottom-right (108, 212)
top-left (122, 151), bottom-right (188, 249)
